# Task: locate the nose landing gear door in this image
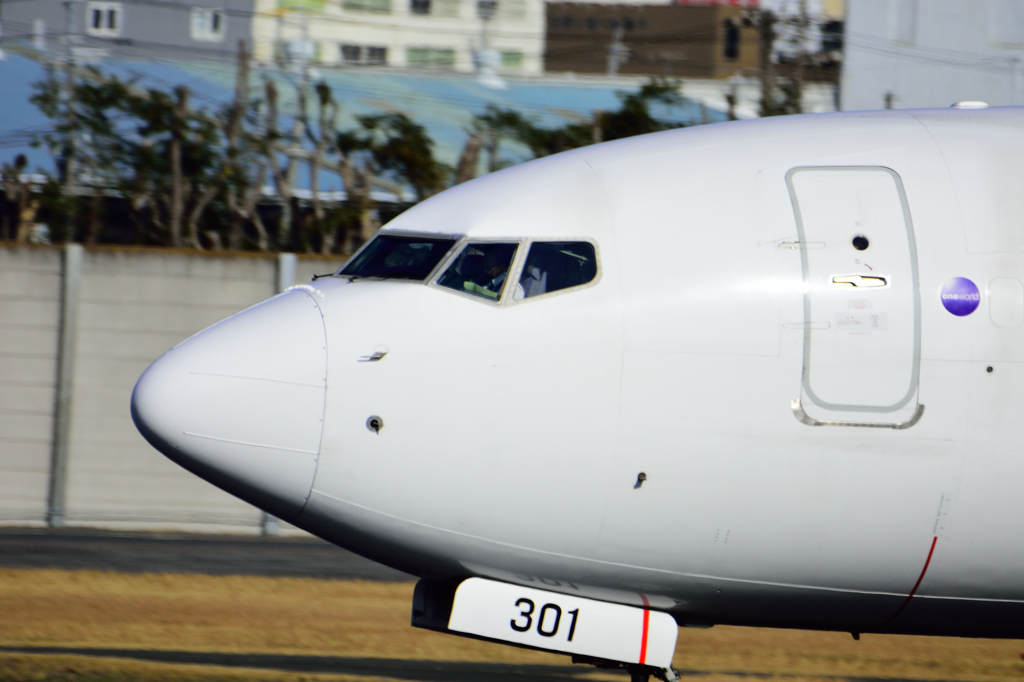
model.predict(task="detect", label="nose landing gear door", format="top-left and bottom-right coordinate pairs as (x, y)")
top-left (786, 167), bottom-right (922, 429)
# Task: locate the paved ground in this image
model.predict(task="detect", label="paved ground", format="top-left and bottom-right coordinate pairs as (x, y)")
top-left (0, 648), bottom-right (593, 682)
top-left (0, 647), bottom-right (976, 682)
top-left (0, 528), bottom-right (414, 580)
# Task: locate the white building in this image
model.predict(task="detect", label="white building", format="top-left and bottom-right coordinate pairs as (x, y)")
top-left (842, 0), bottom-right (1024, 110)
top-left (251, 0), bottom-right (545, 75)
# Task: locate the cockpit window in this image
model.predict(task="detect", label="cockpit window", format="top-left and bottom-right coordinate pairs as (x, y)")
top-left (437, 243), bottom-right (519, 301)
top-left (515, 241), bottom-right (597, 299)
top-left (340, 234), bottom-right (457, 280)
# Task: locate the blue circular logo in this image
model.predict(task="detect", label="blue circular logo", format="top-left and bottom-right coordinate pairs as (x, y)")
top-left (940, 277), bottom-right (980, 316)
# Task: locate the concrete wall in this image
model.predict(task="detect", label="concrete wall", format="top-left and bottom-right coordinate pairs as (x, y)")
top-left (0, 247), bottom-right (61, 524)
top-left (0, 244), bottom-right (346, 533)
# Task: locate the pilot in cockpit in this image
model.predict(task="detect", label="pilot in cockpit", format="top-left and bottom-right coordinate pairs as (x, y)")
top-left (439, 243), bottom-right (518, 300)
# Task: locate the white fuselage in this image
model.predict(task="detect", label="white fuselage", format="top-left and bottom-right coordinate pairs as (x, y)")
top-left (132, 107), bottom-right (1024, 639)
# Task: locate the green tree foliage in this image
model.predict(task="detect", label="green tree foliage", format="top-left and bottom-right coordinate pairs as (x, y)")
top-left (30, 69), bottom-right (224, 245)
top-left (473, 78), bottom-right (686, 165)
top-left (760, 78), bottom-right (803, 117)
top-left (19, 66), bottom-right (696, 251)
top-left (348, 113), bottom-right (448, 202)
top-left (602, 78), bottom-right (686, 140)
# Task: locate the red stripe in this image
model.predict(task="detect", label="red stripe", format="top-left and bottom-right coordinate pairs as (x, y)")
top-left (638, 594), bottom-right (651, 664)
top-left (639, 608), bottom-right (650, 664)
top-left (883, 536), bottom-right (938, 628)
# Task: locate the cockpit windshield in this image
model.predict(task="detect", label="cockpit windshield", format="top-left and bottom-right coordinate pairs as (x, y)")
top-left (340, 234), bottom-right (458, 280)
top-left (437, 243), bottom-right (519, 301)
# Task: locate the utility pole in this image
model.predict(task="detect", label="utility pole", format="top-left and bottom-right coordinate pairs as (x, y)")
top-left (62, 0), bottom-right (80, 237)
top-left (792, 0), bottom-right (808, 115)
top-left (757, 10), bottom-right (777, 116)
top-left (274, 13), bottom-right (283, 67)
top-left (476, 0), bottom-right (504, 89)
top-left (47, 243), bottom-right (83, 528)
top-left (607, 24), bottom-right (627, 77)
top-left (285, 15), bottom-right (309, 227)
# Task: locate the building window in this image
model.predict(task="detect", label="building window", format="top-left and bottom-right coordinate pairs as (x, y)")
top-left (191, 8), bottom-right (225, 42)
top-left (343, 0), bottom-right (391, 13)
top-left (409, 0), bottom-right (457, 15)
top-left (341, 44), bottom-right (362, 62)
top-left (341, 44), bottom-right (387, 65)
top-left (500, 50), bottom-right (522, 69)
top-left (723, 18), bottom-right (739, 60)
top-left (273, 39), bottom-right (289, 62)
top-left (85, 1), bottom-right (122, 37)
top-left (407, 47), bottom-right (455, 68)
top-left (496, 0), bottom-right (525, 19)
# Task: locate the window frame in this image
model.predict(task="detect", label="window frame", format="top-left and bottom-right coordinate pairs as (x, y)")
top-left (432, 239), bottom-right (523, 305)
top-left (340, 43), bottom-right (363, 63)
top-left (333, 232), bottom-right (601, 305)
top-left (506, 238), bottom-right (602, 304)
top-left (406, 46), bottom-right (456, 68)
top-left (499, 50), bottom-right (523, 71)
top-left (190, 7), bottom-right (226, 42)
top-left (340, 43), bottom-right (388, 65)
top-left (334, 229), bottom-right (463, 283)
top-left (85, 1), bottom-right (123, 37)
top-left (428, 236), bottom-right (601, 307)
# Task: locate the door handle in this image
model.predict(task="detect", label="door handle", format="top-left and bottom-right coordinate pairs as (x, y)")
top-left (831, 274), bottom-right (889, 288)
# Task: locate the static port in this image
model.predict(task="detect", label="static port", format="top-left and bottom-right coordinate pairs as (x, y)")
top-left (852, 235), bottom-right (870, 251)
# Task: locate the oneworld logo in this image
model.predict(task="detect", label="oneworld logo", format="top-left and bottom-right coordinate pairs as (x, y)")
top-left (941, 277), bottom-right (980, 316)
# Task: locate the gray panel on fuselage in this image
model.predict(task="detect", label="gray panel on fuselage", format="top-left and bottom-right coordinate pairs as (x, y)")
top-left (788, 167), bottom-right (921, 423)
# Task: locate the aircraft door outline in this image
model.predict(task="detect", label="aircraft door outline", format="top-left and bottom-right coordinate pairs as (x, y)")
top-left (786, 166), bottom-right (923, 428)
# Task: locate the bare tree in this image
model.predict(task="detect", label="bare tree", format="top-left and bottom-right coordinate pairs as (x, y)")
top-left (453, 134), bottom-right (482, 185)
top-left (305, 81), bottom-right (339, 253)
top-left (263, 79), bottom-right (295, 249)
top-left (1, 155), bottom-right (37, 241)
top-left (168, 85), bottom-right (188, 247)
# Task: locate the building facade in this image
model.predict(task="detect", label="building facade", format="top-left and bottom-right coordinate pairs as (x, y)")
top-left (250, 0), bottom-right (545, 75)
top-left (1, 0), bottom-right (256, 63)
top-left (544, 3), bottom-right (759, 78)
top-left (841, 0), bottom-right (1024, 110)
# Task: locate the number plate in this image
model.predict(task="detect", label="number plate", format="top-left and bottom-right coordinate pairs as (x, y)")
top-left (447, 577), bottom-right (678, 668)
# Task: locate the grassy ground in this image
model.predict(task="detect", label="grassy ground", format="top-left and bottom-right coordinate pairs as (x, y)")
top-left (1, 570), bottom-right (1023, 682)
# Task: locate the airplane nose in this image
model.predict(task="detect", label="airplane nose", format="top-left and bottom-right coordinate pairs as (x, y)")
top-left (131, 290), bottom-right (327, 521)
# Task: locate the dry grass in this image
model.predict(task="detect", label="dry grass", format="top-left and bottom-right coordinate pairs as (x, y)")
top-left (0, 653), bottom-right (395, 682)
top-left (1, 570), bottom-right (1023, 682)
top-left (673, 625), bottom-right (1024, 681)
top-left (0, 570), bottom-right (558, 663)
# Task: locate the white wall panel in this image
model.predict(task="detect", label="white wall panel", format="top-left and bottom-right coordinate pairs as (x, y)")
top-left (0, 245), bottom-right (340, 533)
top-left (0, 247), bottom-right (60, 524)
